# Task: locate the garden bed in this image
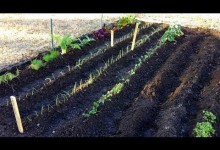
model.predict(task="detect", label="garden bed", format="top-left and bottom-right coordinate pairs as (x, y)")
top-left (0, 20), bottom-right (220, 137)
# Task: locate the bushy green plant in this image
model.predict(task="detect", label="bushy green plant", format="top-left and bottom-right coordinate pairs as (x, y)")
top-left (53, 34), bottom-right (79, 54)
top-left (0, 68), bottom-right (20, 84)
top-left (31, 59), bottom-right (46, 70)
top-left (161, 24), bottom-right (184, 43)
top-left (117, 15), bottom-right (137, 29)
top-left (194, 122), bottom-right (215, 137)
top-left (203, 110), bottom-right (216, 124)
top-left (43, 50), bottom-right (60, 62)
top-left (193, 110), bottom-right (216, 137)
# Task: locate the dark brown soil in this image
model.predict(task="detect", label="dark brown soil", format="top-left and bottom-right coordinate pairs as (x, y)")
top-left (1, 21), bottom-right (220, 137)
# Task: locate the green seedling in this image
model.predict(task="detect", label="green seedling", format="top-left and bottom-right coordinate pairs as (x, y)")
top-left (43, 50), bottom-right (60, 62)
top-left (0, 68), bottom-right (20, 84)
top-left (70, 43), bottom-right (81, 50)
top-left (31, 59), bottom-right (46, 70)
top-left (83, 82), bottom-right (124, 117)
top-left (161, 24), bottom-right (184, 43)
top-left (78, 35), bottom-right (95, 47)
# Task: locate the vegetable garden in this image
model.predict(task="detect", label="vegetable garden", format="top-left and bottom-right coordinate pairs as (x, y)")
top-left (0, 15), bottom-right (220, 137)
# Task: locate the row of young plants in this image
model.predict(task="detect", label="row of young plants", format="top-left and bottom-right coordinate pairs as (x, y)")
top-left (0, 23), bottom-right (150, 106)
top-left (82, 24), bottom-right (184, 117)
top-left (30, 35), bottom-right (95, 71)
top-left (0, 17), bottom-right (141, 87)
top-left (0, 35), bottom-right (95, 88)
top-left (1, 26), bottom-right (147, 106)
top-left (22, 25), bottom-right (164, 123)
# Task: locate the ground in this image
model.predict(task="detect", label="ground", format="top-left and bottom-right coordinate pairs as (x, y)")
top-left (0, 14), bottom-right (220, 137)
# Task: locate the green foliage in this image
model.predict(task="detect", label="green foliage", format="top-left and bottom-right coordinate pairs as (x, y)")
top-left (0, 68), bottom-right (20, 84)
top-left (193, 110), bottom-right (216, 137)
top-left (70, 43), bottom-right (81, 50)
top-left (53, 34), bottom-right (79, 54)
top-left (78, 35), bottom-right (96, 47)
top-left (117, 15), bottom-right (137, 29)
top-left (161, 24), bottom-right (184, 43)
top-left (43, 50), bottom-right (60, 62)
top-left (203, 110), bottom-right (216, 124)
top-left (193, 122), bottom-right (215, 137)
top-left (31, 59), bottom-right (46, 70)
top-left (83, 83), bottom-right (124, 117)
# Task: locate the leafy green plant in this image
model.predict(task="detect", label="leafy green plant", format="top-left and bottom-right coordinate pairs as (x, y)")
top-left (70, 43), bottom-right (81, 50)
top-left (117, 15), bottom-right (136, 29)
top-left (193, 110), bottom-right (216, 137)
top-left (0, 68), bottom-right (20, 84)
top-left (203, 110), bottom-right (216, 124)
top-left (31, 59), bottom-right (46, 70)
top-left (78, 35), bottom-right (95, 47)
top-left (53, 34), bottom-right (79, 54)
top-left (43, 50), bottom-right (60, 62)
top-left (161, 24), bottom-right (184, 43)
top-left (194, 122), bottom-right (215, 137)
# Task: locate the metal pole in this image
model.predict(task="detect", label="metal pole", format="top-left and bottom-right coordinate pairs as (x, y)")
top-left (51, 18), bottom-right (54, 50)
top-left (100, 14), bottom-right (103, 28)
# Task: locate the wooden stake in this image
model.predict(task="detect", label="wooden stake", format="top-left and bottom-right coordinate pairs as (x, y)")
top-left (10, 96), bottom-right (24, 133)
top-left (131, 22), bottom-right (140, 50)
top-left (111, 30), bottom-right (114, 47)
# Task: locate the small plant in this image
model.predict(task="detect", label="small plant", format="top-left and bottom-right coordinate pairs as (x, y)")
top-left (161, 24), bottom-right (184, 43)
top-left (70, 43), bottom-right (81, 50)
top-left (31, 59), bottom-right (46, 70)
top-left (83, 82), bottom-right (124, 117)
top-left (203, 110), bottom-right (216, 124)
top-left (117, 15), bottom-right (136, 29)
top-left (92, 28), bottom-right (109, 40)
top-left (78, 35), bottom-right (95, 47)
top-left (43, 50), bottom-right (60, 63)
top-left (193, 110), bottom-right (216, 137)
top-left (53, 34), bottom-right (79, 54)
top-left (0, 68), bottom-right (20, 84)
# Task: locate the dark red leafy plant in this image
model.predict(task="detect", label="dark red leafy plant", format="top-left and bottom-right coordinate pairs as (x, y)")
top-left (92, 27), bottom-right (110, 40)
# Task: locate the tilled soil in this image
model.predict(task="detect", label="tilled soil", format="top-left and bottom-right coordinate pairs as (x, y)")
top-left (0, 21), bottom-right (220, 137)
